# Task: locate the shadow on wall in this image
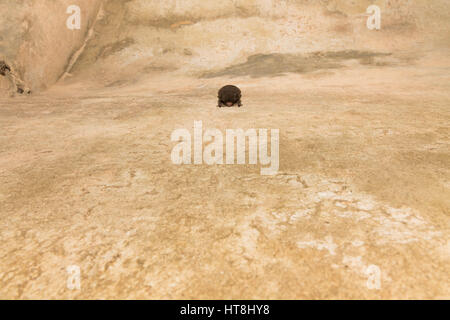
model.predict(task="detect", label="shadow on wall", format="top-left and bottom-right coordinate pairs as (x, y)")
top-left (200, 50), bottom-right (400, 78)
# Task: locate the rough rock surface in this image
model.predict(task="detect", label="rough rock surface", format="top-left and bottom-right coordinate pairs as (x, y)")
top-left (0, 0), bottom-right (449, 299)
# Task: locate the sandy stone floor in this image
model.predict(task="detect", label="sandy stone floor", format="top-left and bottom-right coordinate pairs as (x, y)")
top-left (0, 54), bottom-right (449, 299)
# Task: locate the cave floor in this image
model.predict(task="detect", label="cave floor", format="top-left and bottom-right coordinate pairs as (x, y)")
top-left (0, 55), bottom-right (449, 299)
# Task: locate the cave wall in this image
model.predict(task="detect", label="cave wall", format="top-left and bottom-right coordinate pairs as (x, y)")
top-left (1, 0), bottom-right (449, 92)
top-left (0, 0), bottom-right (102, 92)
top-left (69, 0), bottom-right (450, 83)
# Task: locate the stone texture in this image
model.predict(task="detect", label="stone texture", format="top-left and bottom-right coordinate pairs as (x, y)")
top-left (0, 0), bottom-right (449, 299)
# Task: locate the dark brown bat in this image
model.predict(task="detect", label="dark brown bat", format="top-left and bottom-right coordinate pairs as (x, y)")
top-left (218, 85), bottom-right (242, 107)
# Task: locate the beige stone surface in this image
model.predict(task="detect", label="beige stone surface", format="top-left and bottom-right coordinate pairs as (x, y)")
top-left (0, 0), bottom-right (102, 91)
top-left (0, 0), bottom-right (449, 299)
